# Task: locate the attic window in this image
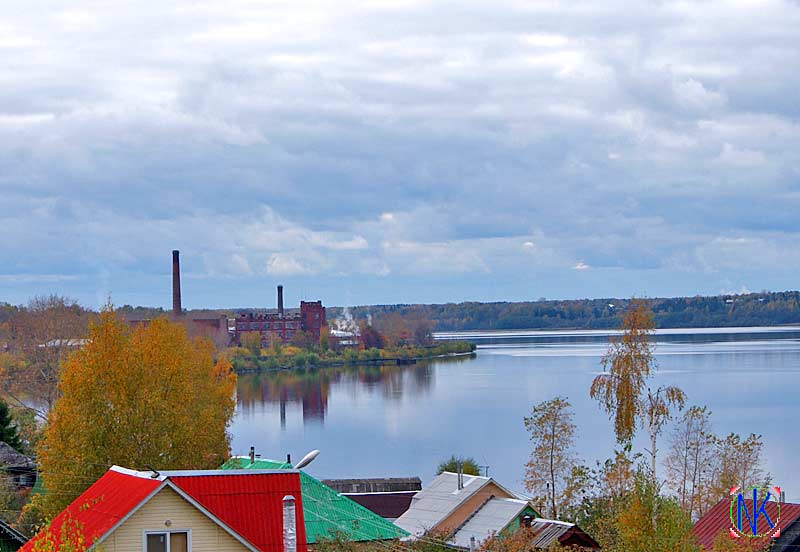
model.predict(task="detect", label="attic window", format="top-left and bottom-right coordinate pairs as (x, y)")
top-left (145, 531), bottom-right (189, 552)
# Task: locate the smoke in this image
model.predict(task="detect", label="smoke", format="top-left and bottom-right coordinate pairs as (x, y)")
top-left (332, 307), bottom-right (360, 336)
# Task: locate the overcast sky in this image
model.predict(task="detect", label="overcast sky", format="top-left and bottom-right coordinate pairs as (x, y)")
top-left (1, 0), bottom-right (799, 309)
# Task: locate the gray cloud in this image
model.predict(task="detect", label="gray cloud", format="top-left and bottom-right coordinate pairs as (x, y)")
top-left (0, 0), bottom-right (799, 307)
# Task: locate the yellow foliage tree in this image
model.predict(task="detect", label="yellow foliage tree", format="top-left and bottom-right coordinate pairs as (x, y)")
top-left (37, 309), bottom-right (237, 517)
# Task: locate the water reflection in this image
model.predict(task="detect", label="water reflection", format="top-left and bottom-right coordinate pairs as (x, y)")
top-left (230, 329), bottom-right (800, 498)
top-left (236, 357), bottom-right (471, 427)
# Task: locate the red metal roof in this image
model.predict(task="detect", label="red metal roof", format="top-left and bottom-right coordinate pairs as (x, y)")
top-left (693, 498), bottom-right (800, 550)
top-left (170, 472), bottom-right (307, 552)
top-left (20, 469), bottom-right (161, 551)
top-left (22, 467), bottom-right (308, 552)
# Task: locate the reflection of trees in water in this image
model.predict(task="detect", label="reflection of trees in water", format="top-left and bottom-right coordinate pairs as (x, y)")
top-left (235, 357), bottom-right (471, 427)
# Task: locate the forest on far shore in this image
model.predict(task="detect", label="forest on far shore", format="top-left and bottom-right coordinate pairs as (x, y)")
top-left (327, 290), bottom-right (800, 331)
top-left (100, 290), bottom-right (800, 333)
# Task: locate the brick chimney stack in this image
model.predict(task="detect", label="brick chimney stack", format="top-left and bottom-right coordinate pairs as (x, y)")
top-left (277, 285), bottom-right (284, 317)
top-left (172, 250), bottom-right (182, 317)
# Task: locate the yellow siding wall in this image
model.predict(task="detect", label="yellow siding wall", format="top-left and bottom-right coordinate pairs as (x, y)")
top-left (103, 487), bottom-right (250, 552)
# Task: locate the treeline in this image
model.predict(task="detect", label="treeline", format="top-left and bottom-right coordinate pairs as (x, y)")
top-left (329, 290), bottom-right (800, 331)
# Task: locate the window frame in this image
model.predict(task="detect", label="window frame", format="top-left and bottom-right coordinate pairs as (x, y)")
top-left (142, 529), bottom-right (192, 552)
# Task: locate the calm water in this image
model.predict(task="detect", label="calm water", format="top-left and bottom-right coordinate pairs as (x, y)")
top-left (231, 326), bottom-right (800, 499)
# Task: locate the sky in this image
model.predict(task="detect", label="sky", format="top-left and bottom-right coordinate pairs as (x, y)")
top-left (1, 0), bottom-right (799, 309)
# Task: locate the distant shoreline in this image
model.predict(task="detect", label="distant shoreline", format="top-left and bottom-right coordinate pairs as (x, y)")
top-left (435, 324), bottom-right (800, 338)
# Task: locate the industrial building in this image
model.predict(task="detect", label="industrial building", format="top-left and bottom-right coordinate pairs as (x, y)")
top-left (232, 285), bottom-right (326, 347)
top-left (168, 250), bottom-right (326, 347)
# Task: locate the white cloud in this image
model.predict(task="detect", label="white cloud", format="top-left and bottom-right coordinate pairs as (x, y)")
top-left (0, 0), bottom-right (799, 305)
top-left (266, 254), bottom-right (311, 276)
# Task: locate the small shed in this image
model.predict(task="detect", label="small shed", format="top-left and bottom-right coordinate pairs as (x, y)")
top-left (0, 443), bottom-right (35, 489)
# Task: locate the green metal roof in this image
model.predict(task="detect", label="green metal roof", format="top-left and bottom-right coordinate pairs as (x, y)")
top-left (221, 457), bottom-right (409, 543)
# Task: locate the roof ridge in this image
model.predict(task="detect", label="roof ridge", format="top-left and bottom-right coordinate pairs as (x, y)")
top-left (110, 465), bottom-right (165, 480)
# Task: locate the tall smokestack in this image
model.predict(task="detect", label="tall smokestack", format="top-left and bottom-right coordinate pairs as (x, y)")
top-left (172, 250), bottom-right (182, 317)
top-left (277, 284), bottom-right (284, 317)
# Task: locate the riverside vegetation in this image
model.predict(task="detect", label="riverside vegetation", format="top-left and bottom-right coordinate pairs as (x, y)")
top-left (227, 312), bottom-right (475, 373)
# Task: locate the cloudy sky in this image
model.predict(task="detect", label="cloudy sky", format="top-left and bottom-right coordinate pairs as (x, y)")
top-left (1, 0), bottom-right (799, 309)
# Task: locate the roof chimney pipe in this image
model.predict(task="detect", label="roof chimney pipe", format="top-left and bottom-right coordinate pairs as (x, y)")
top-left (278, 285), bottom-right (284, 317)
top-left (172, 250), bottom-right (182, 316)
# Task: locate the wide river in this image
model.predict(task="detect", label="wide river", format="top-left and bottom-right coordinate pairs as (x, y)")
top-left (231, 327), bottom-right (800, 499)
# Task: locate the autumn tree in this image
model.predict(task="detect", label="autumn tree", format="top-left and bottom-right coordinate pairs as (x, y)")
top-left (436, 455), bottom-right (480, 476)
top-left (2, 295), bottom-right (90, 419)
top-left (239, 331), bottom-right (262, 356)
top-left (373, 312), bottom-right (411, 346)
top-left (37, 309), bottom-right (237, 516)
top-left (524, 396), bottom-right (578, 519)
top-left (290, 330), bottom-right (316, 350)
top-left (590, 299), bottom-right (684, 476)
top-left (565, 450), bottom-right (640, 550)
top-left (615, 468), bottom-right (698, 552)
top-left (711, 433), bottom-right (769, 502)
top-left (665, 406), bottom-right (716, 519)
top-left (643, 385), bottom-right (685, 480)
top-left (358, 321), bottom-right (386, 350)
top-left (590, 300), bottom-right (655, 445)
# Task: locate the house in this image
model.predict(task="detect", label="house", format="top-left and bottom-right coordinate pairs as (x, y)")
top-left (320, 478), bottom-right (421, 521)
top-left (222, 457), bottom-right (408, 544)
top-left (525, 519), bottom-right (601, 550)
top-left (693, 498), bottom-right (800, 551)
top-left (395, 472), bottom-right (599, 550)
top-left (0, 442), bottom-right (36, 489)
top-left (0, 519), bottom-right (28, 552)
top-left (21, 466), bottom-right (308, 552)
top-left (394, 471), bottom-right (534, 540)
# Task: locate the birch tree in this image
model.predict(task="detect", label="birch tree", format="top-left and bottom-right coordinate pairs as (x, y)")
top-left (590, 299), bottom-right (684, 477)
top-left (524, 396), bottom-right (578, 519)
top-left (664, 406), bottom-right (715, 519)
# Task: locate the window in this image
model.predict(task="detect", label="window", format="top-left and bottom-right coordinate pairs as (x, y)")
top-left (145, 531), bottom-right (189, 552)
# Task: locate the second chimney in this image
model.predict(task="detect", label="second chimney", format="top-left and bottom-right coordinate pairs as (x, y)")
top-left (172, 250), bottom-right (182, 317)
top-left (278, 284), bottom-right (284, 317)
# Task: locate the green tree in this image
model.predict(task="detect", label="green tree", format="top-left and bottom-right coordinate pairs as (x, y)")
top-left (615, 468), bottom-right (698, 552)
top-left (436, 455), bottom-right (480, 476)
top-left (0, 399), bottom-right (22, 452)
top-left (37, 309), bottom-right (237, 517)
top-left (523, 396), bottom-right (578, 519)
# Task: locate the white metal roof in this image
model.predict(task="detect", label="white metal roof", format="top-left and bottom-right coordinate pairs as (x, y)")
top-left (394, 472), bottom-right (492, 537)
top-left (451, 497), bottom-right (530, 548)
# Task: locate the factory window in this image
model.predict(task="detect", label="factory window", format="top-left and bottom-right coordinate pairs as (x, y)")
top-left (273, 322), bottom-right (281, 329)
top-left (250, 322), bottom-right (258, 330)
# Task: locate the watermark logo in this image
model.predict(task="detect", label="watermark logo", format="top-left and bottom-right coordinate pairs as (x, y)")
top-left (729, 486), bottom-right (782, 539)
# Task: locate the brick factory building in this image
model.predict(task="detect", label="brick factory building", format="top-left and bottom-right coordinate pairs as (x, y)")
top-left (134, 251), bottom-right (326, 349)
top-left (234, 285), bottom-right (326, 346)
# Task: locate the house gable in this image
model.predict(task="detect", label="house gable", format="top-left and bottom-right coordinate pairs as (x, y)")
top-left (432, 481), bottom-right (518, 535)
top-left (105, 486), bottom-right (250, 552)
